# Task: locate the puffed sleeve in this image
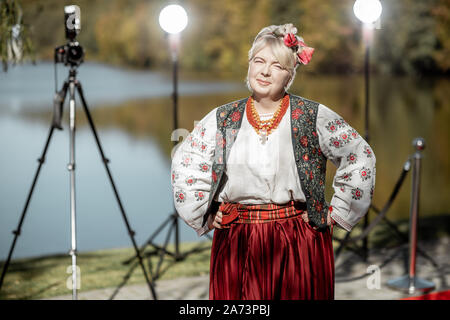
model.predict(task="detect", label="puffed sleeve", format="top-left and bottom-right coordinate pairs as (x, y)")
top-left (171, 107), bottom-right (218, 236)
top-left (316, 104), bottom-right (376, 232)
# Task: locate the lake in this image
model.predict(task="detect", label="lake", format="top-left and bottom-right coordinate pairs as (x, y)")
top-left (0, 62), bottom-right (448, 259)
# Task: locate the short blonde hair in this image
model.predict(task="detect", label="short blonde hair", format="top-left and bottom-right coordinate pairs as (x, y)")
top-left (245, 24), bottom-right (302, 92)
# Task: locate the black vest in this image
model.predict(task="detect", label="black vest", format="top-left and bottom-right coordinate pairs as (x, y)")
top-left (202, 94), bottom-right (330, 231)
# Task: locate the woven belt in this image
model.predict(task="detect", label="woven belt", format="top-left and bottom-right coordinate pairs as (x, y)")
top-left (219, 200), bottom-right (307, 225)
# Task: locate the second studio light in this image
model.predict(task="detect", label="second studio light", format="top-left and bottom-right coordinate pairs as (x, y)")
top-left (353, 0), bottom-right (382, 24)
top-left (159, 4), bottom-right (188, 34)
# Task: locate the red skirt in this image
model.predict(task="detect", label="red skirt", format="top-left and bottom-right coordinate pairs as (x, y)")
top-left (209, 201), bottom-right (335, 300)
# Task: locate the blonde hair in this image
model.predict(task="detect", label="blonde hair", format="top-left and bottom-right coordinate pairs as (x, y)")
top-left (245, 24), bottom-right (303, 92)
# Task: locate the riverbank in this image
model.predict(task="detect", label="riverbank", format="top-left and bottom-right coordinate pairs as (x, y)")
top-left (1, 214), bottom-right (449, 300)
top-left (44, 235), bottom-right (450, 300)
top-left (0, 241), bottom-right (211, 300)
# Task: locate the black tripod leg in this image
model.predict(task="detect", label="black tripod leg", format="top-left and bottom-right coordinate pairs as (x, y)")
top-left (143, 215), bottom-right (173, 249)
top-left (123, 214), bottom-right (173, 265)
top-left (174, 213), bottom-right (180, 259)
top-left (75, 82), bottom-right (158, 300)
top-left (109, 260), bottom-right (140, 300)
top-left (155, 220), bottom-right (176, 280)
top-left (0, 125), bottom-right (57, 290)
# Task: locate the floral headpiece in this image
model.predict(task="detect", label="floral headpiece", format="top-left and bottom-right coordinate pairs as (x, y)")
top-left (272, 24), bottom-right (314, 66)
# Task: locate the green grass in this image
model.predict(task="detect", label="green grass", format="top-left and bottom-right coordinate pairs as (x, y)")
top-left (0, 241), bottom-right (212, 300)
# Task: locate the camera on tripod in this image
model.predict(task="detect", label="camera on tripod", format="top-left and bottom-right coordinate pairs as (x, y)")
top-left (54, 5), bottom-right (84, 67)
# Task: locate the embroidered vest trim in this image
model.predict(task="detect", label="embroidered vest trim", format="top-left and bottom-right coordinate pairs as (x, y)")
top-left (202, 94), bottom-right (330, 231)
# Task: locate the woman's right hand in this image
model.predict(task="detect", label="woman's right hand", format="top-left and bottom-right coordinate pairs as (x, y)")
top-left (208, 211), bottom-right (231, 230)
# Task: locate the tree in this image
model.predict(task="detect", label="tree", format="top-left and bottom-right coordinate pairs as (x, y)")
top-left (0, 0), bottom-right (35, 71)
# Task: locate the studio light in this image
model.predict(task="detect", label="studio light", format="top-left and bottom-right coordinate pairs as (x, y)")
top-left (353, 0), bottom-right (382, 24)
top-left (159, 4), bottom-right (188, 34)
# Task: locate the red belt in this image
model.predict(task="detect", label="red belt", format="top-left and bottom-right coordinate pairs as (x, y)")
top-left (219, 200), bottom-right (307, 225)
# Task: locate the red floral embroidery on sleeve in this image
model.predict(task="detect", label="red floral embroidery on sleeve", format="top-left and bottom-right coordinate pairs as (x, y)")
top-left (195, 191), bottom-right (205, 201)
top-left (199, 162), bottom-right (211, 173)
top-left (175, 190), bottom-right (186, 203)
top-left (351, 188), bottom-right (364, 200)
top-left (363, 145), bottom-right (373, 158)
top-left (360, 167), bottom-right (372, 181)
top-left (347, 152), bottom-right (357, 164)
top-left (181, 154), bottom-right (192, 167)
top-left (185, 176), bottom-right (197, 186)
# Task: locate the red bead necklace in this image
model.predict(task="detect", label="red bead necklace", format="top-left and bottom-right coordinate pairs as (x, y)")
top-left (246, 94), bottom-right (290, 144)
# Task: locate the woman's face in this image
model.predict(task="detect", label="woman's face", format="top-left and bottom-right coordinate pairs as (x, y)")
top-left (248, 46), bottom-right (291, 100)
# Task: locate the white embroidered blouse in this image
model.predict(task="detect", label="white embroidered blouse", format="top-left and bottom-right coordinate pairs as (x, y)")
top-left (171, 99), bottom-right (376, 236)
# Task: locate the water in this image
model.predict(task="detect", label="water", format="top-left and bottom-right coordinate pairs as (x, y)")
top-left (0, 114), bottom-right (196, 259)
top-left (0, 61), bottom-right (244, 113)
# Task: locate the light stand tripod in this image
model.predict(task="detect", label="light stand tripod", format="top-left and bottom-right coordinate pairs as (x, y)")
top-left (0, 65), bottom-right (157, 300)
top-left (123, 33), bottom-right (212, 280)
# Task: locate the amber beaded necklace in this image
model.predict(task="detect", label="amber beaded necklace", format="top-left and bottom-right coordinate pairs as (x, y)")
top-left (246, 94), bottom-right (290, 144)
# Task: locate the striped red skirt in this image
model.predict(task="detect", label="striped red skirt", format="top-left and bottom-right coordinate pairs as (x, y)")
top-left (209, 200), bottom-right (335, 300)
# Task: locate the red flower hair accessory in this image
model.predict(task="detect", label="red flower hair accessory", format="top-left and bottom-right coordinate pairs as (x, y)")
top-left (273, 26), bottom-right (315, 66)
top-left (297, 40), bottom-right (315, 65)
top-left (283, 33), bottom-right (299, 48)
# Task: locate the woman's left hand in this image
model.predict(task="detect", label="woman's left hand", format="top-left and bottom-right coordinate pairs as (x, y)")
top-left (301, 208), bottom-right (335, 230)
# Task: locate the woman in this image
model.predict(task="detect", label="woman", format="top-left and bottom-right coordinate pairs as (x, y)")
top-left (171, 24), bottom-right (376, 300)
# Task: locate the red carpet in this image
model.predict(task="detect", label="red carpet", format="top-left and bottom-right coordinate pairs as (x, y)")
top-left (400, 289), bottom-right (450, 300)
